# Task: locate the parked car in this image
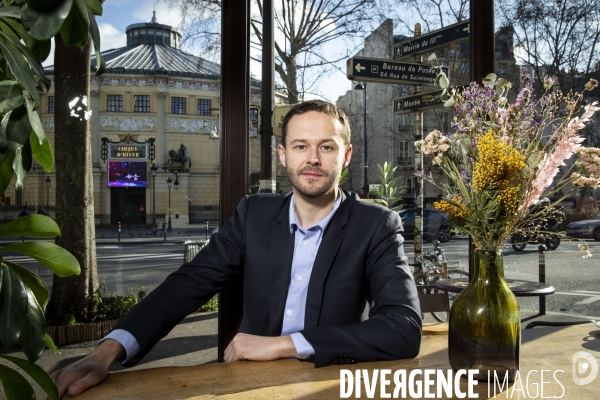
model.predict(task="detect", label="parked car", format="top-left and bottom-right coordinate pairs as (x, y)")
top-left (398, 209), bottom-right (452, 242)
top-left (565, 214), bottom-right (600, 241)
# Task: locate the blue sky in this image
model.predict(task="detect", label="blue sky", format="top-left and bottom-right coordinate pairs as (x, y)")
top-left (83, 0), bottom-right (351, 102)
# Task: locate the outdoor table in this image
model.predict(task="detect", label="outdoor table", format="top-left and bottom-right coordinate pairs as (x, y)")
top-left (71, 323), bottom-right (599, 399)
top-left (435, 278), bottom-right (555, 297)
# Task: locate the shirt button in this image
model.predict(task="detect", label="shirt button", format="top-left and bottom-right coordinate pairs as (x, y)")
top-left (286, 310), bottom-right (292, 316)
top-left (297, 275), bottom-right (302, 281)
top-left (304, 240), bottom-right (310, 246)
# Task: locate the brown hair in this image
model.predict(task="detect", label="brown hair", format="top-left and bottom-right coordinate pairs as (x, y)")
top-left (281, 100), bottom-right (351, 147)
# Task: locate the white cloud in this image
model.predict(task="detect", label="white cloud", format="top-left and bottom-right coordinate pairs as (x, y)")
top-left (133, 0), bottom-right (182, 27)
top-left (99, 23), bottom-right (127, 51)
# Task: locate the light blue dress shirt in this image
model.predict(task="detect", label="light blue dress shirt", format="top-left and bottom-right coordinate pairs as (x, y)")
top-left (106, 192), bottom-right (341, 362)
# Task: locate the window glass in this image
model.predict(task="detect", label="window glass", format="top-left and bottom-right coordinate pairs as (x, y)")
top-left (107, 94), bottom-right (123, 112)
top-left (48, 96), bottom-right (54, 114)
top-left (171, 97), bottom-right (187, 114)
top-left (134, 95), bottom-right (150, 112)
top-left (197, 99), bottom-right (212, 115)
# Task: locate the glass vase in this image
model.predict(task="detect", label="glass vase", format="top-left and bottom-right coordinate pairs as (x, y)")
top-left (448, 249), bottom-right (520, 381)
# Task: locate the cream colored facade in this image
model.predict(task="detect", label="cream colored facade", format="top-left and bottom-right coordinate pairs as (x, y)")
top-left (9, 19), bottom-right (288, 228)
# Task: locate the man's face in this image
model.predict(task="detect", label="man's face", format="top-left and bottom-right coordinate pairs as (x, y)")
top-left (278, 111), bottom-right (352, 199)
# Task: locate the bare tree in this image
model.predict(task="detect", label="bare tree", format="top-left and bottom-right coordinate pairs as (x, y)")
top-left (389, 0), bottom-right (468, 33)
top-left (497, 0), bottom-right (600, 145)
top-left (169, 0), bottom-right (383, 103)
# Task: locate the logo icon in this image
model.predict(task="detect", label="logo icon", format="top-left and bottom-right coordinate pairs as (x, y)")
top-left (572, 351), bottom-right (598, 385)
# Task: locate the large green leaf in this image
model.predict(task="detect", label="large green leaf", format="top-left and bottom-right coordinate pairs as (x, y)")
top-left (0, 214), bottom-right (60, 238)
top-left (84, 0), bottom-right (104, 75)
top-left (19, 286), bottom-right (46, 363)
top-left (23, 0), bottom-right (73, 41)
top-left (86, 0), bottom-right (102, 16)
top-left (0, 30), bottom-right (50, 92)
top-left (21, 139), bottom-right (32, 172)
top-left (2, 106), bottom-right (32, 151)
top-left (45, 333), bottom-right (57, 353)
top-left (12, 146), bottom-right (27, 190)
top-left (1, 17), bottom-right (52, 68)
top-left (25, 97), bottom-right (46, 144)
top-left (0, 263), bottom-right (27, 349)
top-left (0, 5), bottom-right (21, 19)
top-left (0, 354), bottom-right (59, 400)
top-left (59, 0), bottom-right (89, 47)
top-left (0, 242), bottom-right (80, 277)
top-left (0, 38), bottom-right (41, 107)
top-left (29, 135), bottom-right (53, 172)
top-left (0, 150), bottom-right (15, 193)
top-left (0, 363), bottom-right (36, 400)
top-left (4, 260), bottom-right (49, 311)
top-left (0, 80), bottom-right (22, 115)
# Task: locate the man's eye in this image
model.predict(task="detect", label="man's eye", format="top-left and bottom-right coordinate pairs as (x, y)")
top-left (321, 146), bottom-right (332, 151)
top-left (296, 145), bottom-right (307, 150)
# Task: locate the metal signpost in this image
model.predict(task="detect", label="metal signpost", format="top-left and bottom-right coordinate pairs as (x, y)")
top-left (393, 20), bottom-right (470, 60)
top-left (346, 57), bottom-right (447, 86)
top-left (346, 17), bottom-right (473, 273)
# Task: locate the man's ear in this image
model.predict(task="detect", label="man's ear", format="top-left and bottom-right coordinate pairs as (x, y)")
top-left (343, 144), bottom-right (353, 167)
top-left (277, 144), bottom-right (287, 168)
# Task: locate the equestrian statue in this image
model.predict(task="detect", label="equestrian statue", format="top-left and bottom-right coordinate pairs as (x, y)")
top-left (168, 144), bottom-right (192, 169)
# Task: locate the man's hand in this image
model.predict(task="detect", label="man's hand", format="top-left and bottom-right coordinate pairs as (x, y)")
top-left (224, 333), bottom-right (297, 362)
top-left (50, 339), bottom-right (125, 399)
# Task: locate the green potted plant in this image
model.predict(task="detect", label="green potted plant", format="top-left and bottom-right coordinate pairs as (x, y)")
top-left (0, 1), bottom-right (105, 398)
top-left (0, 214), bottom-right (80, 399)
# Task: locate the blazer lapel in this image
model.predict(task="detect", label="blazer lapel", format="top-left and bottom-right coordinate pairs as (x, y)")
top-left (269, 196), bottom-right (295, 335)
top-left (304, 191), bottom-right (350, 329)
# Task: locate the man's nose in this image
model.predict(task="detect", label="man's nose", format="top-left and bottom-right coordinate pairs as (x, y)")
top-left (307, 148), bottom-right (321, 165)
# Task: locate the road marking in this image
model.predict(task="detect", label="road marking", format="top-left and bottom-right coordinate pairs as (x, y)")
top-left (555, 292), bottom-right (600, 305)
top-left (6, 254), bottom-right (182, 263)
top-left (98, 254), bottom-right (181, 260)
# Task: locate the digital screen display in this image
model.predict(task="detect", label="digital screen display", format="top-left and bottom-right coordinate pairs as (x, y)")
top-left (107, 161), bottom-right (148, 187)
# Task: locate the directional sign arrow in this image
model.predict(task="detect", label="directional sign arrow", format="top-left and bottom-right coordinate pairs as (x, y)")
top-left (393, 20), bottom-right (470, 60)
top-left (393, 89), bottom-right (444, 114)
top-left (347, 56), bottom-right (448, 86)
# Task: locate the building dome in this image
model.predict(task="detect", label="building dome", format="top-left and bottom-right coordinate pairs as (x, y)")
top-left (126, 11), bottom-right (182, 49)
top-left (87, 13), bottom-right (219, 79)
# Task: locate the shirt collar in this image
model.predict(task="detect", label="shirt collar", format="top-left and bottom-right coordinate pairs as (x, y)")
top-left (289, 191), bottom-right (342, 233)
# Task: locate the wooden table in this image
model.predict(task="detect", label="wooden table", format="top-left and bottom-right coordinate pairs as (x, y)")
top-left (435, 278), bottom-right (556, 297)
top-left (72, 323), bottom-right (600, 399)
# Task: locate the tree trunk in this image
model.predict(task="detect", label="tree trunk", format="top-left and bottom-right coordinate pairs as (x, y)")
top-left (280, 54), bottom-right (298, 104)
top-left (46, 34), bottom-right (98, 324)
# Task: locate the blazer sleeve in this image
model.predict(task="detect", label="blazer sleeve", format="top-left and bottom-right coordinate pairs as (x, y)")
top-left (113, 196), bottom-right (250, 366)
top-left (300, 210), bottom-right (422, 367)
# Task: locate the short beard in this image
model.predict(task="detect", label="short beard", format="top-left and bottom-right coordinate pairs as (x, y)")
top-left (287, 165), bottom-right (339, 199)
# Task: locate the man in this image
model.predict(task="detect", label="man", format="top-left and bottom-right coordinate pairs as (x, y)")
top-left (51, 100), bottom-right (421, 398)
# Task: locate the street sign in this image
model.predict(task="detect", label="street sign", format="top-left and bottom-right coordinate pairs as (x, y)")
top-left (346, 56), bottom-right (447, 86)
top-left (393, 20), bottom-right (470, 60)
top-left (273, 105), bottom-right (292, 136)
top-left (393, 90), bottom-right (444, 114)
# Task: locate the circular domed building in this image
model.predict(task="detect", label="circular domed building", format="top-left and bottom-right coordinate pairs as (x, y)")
top-left (8, 14), bottom-right (285, 228)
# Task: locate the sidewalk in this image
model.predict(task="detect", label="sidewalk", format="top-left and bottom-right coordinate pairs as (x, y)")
top-left (2, 309), bottom-right (597, 399)
top-left (0, 226), bottom-right (218, 246)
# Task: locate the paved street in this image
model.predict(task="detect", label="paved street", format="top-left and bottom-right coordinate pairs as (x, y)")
top-left (3, 231), bottom-right (600, 318)
top-left (411, 236), bottom-right (600, 318)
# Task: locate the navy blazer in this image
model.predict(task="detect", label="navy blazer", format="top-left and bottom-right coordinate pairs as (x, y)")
top-left (115, 190), bottom-right (422, 367)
